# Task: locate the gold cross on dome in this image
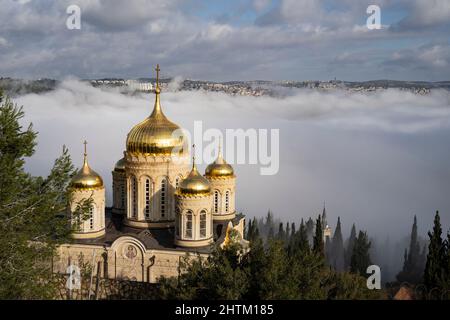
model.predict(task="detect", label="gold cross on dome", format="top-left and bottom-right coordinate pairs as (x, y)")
top-left (155, 64), bottom-right (160, 85)
top-left (83, 140), bottom-right (88, 156)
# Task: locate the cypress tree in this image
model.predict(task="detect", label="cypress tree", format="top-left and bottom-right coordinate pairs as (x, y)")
top-left (313, 215), bottom-right (324, 257)
top-left (306, 217), bottom-right (314, 245)
top-left (424, 211), bottom-right (446, 289)
top-left (397, 215), bottom-right (424, 283)
top-left (345, 224), bottom-right (357, 270)
top-left (331, 217), bottom-right (345, 272)
top-left (277, 222), bottom-right (284, 241)
top-left (297, 219), bottom-right (310, 254)
top-left (350, 231), bottom-right (372, 276)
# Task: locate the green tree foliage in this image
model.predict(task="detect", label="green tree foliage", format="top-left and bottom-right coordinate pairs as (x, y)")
top-left (423, 211), bottom-right (447, 290)
top-left (350, 231), bottom-right (372, 276)
top-left (312, 215), bottom-right (324, 257)
top-left (345, 224), bottom-right (357, 270)
top-left (331, 217), bottom-right (345, 272)
top-left (396, 216), bottom-right (425, 284)
top-left (159, 229), bottom-right (383, 300)
top-left (0, 92), bottom-right (84, 299)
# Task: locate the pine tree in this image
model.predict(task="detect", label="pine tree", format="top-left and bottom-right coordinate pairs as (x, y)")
top-left (0, 93), bottom-right (79, 298)
top-left (313, 215), bottom-right (324, 257)
top-left (345, 224), bottom-right (357, 270)
top-left (397, 215), bottom-right (424, 284)
top-left (277, 222), bottom-right (285, 241)
top-left (291, 222), bottom-right (296, 237)
top-left (350, 231), bottom-right (372, 276)
top-left (297, 219), bottom-right (310, 254)
top-left (424, 211), bottom-right (446, 290)
top-left (247, 218), bottom-right (252, 240)
top-left (331, 217), bottom-right (345, 272)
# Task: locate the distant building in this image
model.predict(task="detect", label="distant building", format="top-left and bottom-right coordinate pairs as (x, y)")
top-left (322, 204), bottom-right (332, 242)
top-left (126, 79), bottom-right (154, 92)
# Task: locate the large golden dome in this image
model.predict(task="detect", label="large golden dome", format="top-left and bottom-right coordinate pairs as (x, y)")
top-left (205, 144), bottom-right (234, 178)
top-left (126, 65), bottom-right (185, 156)
top-left (71, 142), bottom-right (104, 190)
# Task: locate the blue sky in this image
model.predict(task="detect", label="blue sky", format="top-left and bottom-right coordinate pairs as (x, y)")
top-left (0, 0), bottom-right (449, 81)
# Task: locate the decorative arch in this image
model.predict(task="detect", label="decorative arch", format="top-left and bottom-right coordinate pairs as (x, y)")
top-left (213, 190), bottom-right (220, 214)
top-left (129, 175), bottom-right (138, 218)
top-left (142, 175), bottom-right (152, 219)
top-left (185, 210), bottom-right (193, 239)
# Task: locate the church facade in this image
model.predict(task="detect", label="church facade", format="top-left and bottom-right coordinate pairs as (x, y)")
top-left (54, 65), bottom-right (247, 283)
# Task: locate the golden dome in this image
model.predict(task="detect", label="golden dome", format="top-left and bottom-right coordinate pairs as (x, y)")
top-left (205, 143), bottom-right (234, 178)
top-left (126, 65), bottom-right (185, 156)
top-left (71, 141), bottom-right (103, 190)
top-left (114, 157), bottom-right (125, 172)
top-left (178, 148), bottom-right (211, 196)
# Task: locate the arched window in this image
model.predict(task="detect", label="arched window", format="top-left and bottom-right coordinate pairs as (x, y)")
top-left (214, 191), bottom-right (219, 213)
top-left (145, 178), bottom-right (151, 219)
top-left (120, 182), bottom-right (125, 209)
top-left (225, 191), bottom-right (230, 213)
top-left (175, 176), bottom-right (180, 189)
top-left (200, 210), bottom-right (207, 238)
top-left (185, 211), bottom-right (193, 239)
top-left (160, 178), bottom-right (167, 218)
top-left (89, 205), bottom-right (94, 230)
top-left (131, 176), bottom-right (137, 218)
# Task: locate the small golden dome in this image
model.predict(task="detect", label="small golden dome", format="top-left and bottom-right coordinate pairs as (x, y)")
top-left (205, 142), bottom-right (234, 178)
top-left (178, 147), bottom-right (211, 196)
top-left (126, 65), bottom-right (185, 156)
top-left (114, 157), bottom-right (125, 172)
top-left (71, 141), bottom-right (103, 190)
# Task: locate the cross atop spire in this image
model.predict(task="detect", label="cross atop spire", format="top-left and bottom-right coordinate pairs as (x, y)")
top-left (155, 64), bottom-right (161, 89)
top-left (82, 140), bottom-right (90, 169)
top-left (83, 140), bottom-right (88, 163)
top-left (83, 140), bottom-right (87, 156)
top-left (192, 144), bottom-right (196, 169)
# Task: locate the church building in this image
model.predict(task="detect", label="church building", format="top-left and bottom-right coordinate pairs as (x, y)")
top-left (54, 65), bottom-right (247, 283)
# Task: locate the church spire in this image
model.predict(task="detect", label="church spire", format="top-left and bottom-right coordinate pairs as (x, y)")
top-left (82, 140), bottom-right (89, 171)
top-left (151, 64), bottom-right (163, 116)
top-left (192, 144), bottom-right (197, 171)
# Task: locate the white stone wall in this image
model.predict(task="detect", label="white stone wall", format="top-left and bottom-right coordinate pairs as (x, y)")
top-left (175, 193), bottom-right (213, 247)
top-left (208, 176), bottom-right (236, 221)
top-left (55, 238), bottom-right (208, 283)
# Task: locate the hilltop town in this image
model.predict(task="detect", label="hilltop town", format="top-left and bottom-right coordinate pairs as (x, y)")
top-left (1, 77), bottom-right (449, 97)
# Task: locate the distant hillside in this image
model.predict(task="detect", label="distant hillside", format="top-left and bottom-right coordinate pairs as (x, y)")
top-left (0, 78), bottom-right (58, 96)
top-left (1, 77), bottom-right (449, 97)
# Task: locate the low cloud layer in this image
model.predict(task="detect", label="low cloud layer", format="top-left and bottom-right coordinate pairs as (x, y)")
top-left (14, 80), bottom-right (450, 242)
